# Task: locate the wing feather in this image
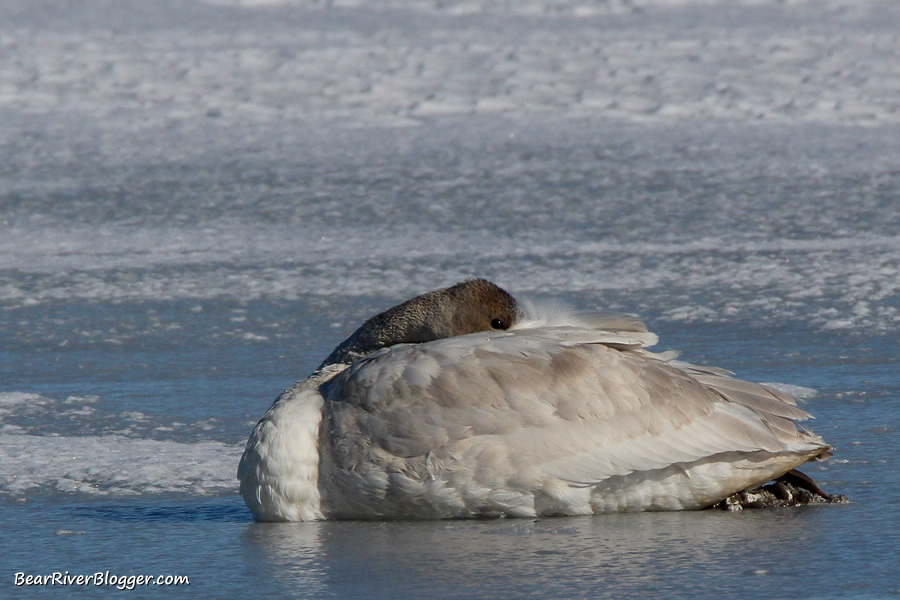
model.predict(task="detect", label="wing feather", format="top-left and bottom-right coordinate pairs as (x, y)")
top-left (321, 327), bottom-right (829, 514)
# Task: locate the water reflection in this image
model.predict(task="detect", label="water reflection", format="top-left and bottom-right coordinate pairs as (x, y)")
top-left (241, 508), bottom-right (848, 599)
top-left (241, 521), bottom-right (333, 599)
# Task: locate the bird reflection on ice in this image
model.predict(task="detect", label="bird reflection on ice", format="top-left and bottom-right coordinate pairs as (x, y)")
top-left (242, 509), bottom-right (835, 599)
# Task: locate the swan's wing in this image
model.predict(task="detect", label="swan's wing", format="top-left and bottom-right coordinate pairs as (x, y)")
top-left (321, 327), bottom-right (828, 515)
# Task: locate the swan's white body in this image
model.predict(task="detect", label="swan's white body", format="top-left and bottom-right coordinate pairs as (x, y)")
top-left (239, 305), bottom-right (829, 521)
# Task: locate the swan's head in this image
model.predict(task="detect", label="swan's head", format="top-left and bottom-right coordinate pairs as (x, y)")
top-left (319, 279), bottom-right (519, 368)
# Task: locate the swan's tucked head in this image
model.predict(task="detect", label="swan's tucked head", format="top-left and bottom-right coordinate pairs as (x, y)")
top-left (320, 279), bottom-right (520, 368)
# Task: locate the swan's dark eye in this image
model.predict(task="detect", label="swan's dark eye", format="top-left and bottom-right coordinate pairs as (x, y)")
top-left (490, 318), bottom-right (506, 330)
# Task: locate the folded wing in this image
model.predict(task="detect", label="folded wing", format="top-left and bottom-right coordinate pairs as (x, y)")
top-left (320, 326), bottom-right (829, 517)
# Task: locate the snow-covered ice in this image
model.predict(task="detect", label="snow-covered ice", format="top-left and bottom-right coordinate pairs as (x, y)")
top-left (2, 0), bottom-right (899, 128)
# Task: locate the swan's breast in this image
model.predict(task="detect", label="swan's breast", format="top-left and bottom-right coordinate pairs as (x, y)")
top-left (238, 379), bottom-right (329, 522)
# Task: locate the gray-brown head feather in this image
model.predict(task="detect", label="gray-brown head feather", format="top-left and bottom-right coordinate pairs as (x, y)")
top-left (320, 279), bottom-right (519, 368)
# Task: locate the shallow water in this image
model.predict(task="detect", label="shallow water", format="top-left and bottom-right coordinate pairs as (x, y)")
top-left (2, 0), bottom-right (900, 598)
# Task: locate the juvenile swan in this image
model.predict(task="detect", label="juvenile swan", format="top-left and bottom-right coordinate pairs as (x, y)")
top-left (238, 279), bottom-right (833, 521)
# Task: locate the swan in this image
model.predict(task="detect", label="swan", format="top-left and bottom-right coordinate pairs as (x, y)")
top-left (238, 279), bottom-right (835, 521)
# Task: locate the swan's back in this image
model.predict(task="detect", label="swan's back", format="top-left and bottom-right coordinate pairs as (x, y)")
top-left (316, 326), bottom-right (829, 519)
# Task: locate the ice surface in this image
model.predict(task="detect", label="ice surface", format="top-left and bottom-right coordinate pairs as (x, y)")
top-left (3, 118), bottom-right (897, 332)
top-left (0, 433), bottom-right (241, 497)
top-left (2, 0), bottom-right (898, 334)
top-left (0, 392), bottom-right (242, 497)
top-left (2, 0), bottom-right (898, 333)
top-left (0, 0), bottom-right (897, 505)
top-left (2, 0), bottom-right (898, 128)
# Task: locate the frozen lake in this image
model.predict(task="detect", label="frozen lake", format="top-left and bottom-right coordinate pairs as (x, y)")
top-left (2, 0), bottom-right (898, 598)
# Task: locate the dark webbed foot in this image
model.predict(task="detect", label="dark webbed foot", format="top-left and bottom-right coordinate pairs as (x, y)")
top-left (710, 469), bottom-right (849, 511)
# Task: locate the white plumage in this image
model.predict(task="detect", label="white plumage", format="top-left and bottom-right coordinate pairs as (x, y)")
top-left (238, 280), bottom-right (831, 521)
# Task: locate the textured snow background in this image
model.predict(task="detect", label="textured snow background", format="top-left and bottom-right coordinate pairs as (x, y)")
top-left (3, 0), bottom-right (899, 331)
top-left (2, 0), bottom-right (899, 127)
top-left (0, 0), bottom-right (900, 129)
